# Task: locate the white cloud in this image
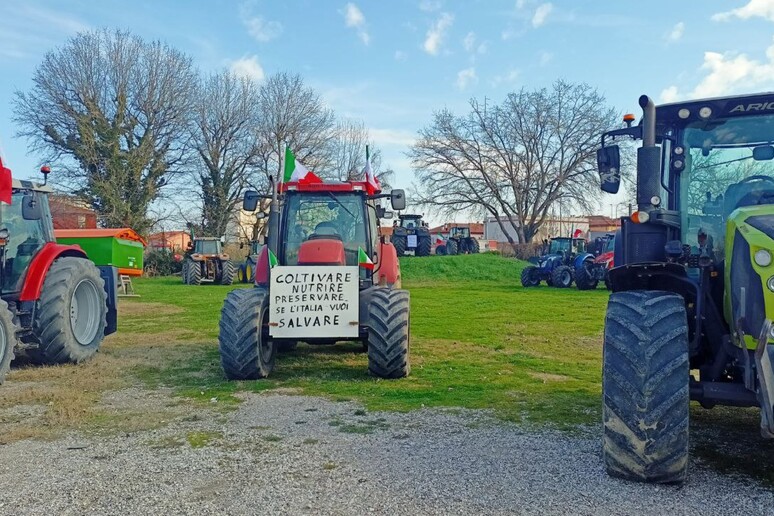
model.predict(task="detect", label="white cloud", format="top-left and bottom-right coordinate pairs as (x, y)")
top-left (343, 3), bottom-right (370, 45)
top-left (532, 3), bottom-right (553, 28)
top-left (463, 31), bottom-right (476, 52)
top-left (666, 21), bottom-right (684, 42)
top-left (516, 0), bottom-right (527, 9)
top-left (491, 68), bottom-right (520, 87)
top-left (423, 12), bottom-right (454, 55)
top-left (456, 67), bottom-right (478, 90)
top-left (394, 50), bottom-right (407, 61)
top-left (369, 128), bottom-right (417, 146)
top-left (539, 51), bottom-right (553, 66)
top-left (713, 0), bottom-right (774, 22)
top-left (230, 55), bottom-right (265, 81)
top-left (660, 37), bottom-right (774, 101)
top-left (244, 16), bottom-right (283, 42)
top-left (477, 42), bottom-right (488, 54)
top-left (660, 86), bottom-right (680, 103)
top-left (419, 0), bottom-right (442, 12)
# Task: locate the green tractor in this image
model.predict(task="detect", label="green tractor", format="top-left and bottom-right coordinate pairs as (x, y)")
top-left (237, 239), bottom-right (264, 283)
top-left (438, 226), bottom-right (480, 255)
top-left (598, 92), bottom-right (774, 484)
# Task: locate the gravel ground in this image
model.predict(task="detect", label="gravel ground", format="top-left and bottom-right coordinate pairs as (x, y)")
top-left (0, 392), bottom-right (772, 515)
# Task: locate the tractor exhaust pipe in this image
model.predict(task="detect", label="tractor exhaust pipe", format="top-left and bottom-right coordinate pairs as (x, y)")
top-left (267, 176), bottom-right (279, 255)
top-left (636, 95), bottom-right (661, 212)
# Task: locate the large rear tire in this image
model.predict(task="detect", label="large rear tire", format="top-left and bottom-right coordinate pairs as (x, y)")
top-left (187, 259), bottom-right (202, 285)
top-left (575, 259), bottom-right (598, 290)
top-left (0, 300), bottom-right (20, 384)
top-left (467, 238), bottom-right (480, 254)
top-left (416, 236), bottom-right (431, 257)
top-left (551, 265), bottom-right (573, 288)
top-left (367, 289), bottom-right (410, 379)
top-left (220, 260), bottom-right (235, 285)
top-left (33, 257), bottom-right (108, 364)
top-left (603, 290), bottom-right (689, 484)
top-left (392, 236), bottom-right (407, 256)
top-left (446, 239), bottom-right (458, 255)
top-left (520, 266), bottom-right (540, 287)
top-left (245, 258), bottom-right (256, 283)
top-left (181, 260), bottom-right (189, 284)
top-left (219, 288), bottom-right (275, 380)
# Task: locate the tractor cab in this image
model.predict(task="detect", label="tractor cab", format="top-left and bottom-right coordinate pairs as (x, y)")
top-left (192, 237), bottom-right (222, 256)
top-left (398, 214), bottom-right (423, 230)
top-left (596, 92), bottom-right (774, 484)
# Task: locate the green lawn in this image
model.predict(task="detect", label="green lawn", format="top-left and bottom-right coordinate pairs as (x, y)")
top-left (124, 253), bottom-right (610, 429)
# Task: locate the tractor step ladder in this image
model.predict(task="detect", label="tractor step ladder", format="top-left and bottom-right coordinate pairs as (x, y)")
top-left (118, 274), bottom-right (139, 297)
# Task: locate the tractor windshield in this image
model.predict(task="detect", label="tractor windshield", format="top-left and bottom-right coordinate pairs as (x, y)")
top-left (283, 192), bottom-right (369, 266)
top-left (1, 191), bottom-right (53, 292)
top-left (195, 240), bottom-right (220, 255)
top-left (681, 113), bottom-right (774, 260)
top-left (548, 238), bottom-right (571, 254)
top-left (400, 217), bottom-right (419, 229)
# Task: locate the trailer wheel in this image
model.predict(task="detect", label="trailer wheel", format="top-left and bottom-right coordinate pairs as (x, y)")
top-left (520, 266), bottom-right (540, 287)
top-left (0, 300), bottom-right (20, 384)
top-left (367, 289), bottom-right (410, 379)
top-left (33, 257), bottom-right (108, 364)
top-left (575, 259), bottom-right (598, 290)
top-left (551, 265), bottom-right (573, 288)
top-left (392, 236), bottom-right (407, 256)
top-left (603, 290), bottom-right (689, 484)
top-left (220, 260), bottom-right (235, 285)
top-left (219, 288), bottom-right (275, 380)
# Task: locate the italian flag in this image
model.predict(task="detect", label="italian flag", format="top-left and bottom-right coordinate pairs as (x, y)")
top-left (358, 247), bottom-right (374, 270)
top-left (268, 249), bottom-right (278, 268)
top-left (361, 156), bottom-right (381, 195)
top-left (283, 146), bottom-right (322, 184)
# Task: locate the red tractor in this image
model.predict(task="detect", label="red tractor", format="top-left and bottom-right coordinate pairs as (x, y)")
top-left (574, 233), bottom-right (616, 290)
top-left (0, 167), bottom-right (117, 385)
top-left (218, 177), bottom-right (410, 380)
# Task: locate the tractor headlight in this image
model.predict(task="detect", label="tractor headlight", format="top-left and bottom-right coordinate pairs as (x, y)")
top-left (768, 276), bottom-right (774, 292)
top-left (755, 249), bottom-right (772, 267)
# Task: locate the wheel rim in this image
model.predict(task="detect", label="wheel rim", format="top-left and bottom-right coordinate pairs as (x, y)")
top-left (71, 279), bottom-right (101, 345)
top-left (246, 264), bottom-right (253, 281)
top-left (561, 270), bottom-right (571, 285)
top-left (0, 320), bottom-right (6, 362)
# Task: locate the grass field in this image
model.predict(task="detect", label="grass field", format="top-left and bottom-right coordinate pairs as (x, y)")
top-left (4, 252), bottom-right (774, 484)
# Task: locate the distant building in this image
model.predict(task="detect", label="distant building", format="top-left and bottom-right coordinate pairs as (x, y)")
top-left (148, 230), bottom-right (191, 251)
top-left (49, 195), bottom-right (97, 230)
top-left (484, 214), bottom-right (617, 244)
top-left (587, 215), bottom-right (621, 240)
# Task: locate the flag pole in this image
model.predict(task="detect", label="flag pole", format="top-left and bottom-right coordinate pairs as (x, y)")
top-left (366, 144), bottom-right (370, 161)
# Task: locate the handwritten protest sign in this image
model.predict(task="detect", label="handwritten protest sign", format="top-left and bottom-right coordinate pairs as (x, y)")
top-left (269, 266), bottom-right (359, 338)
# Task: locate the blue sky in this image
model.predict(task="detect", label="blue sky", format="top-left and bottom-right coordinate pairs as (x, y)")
top-left (2, 0), bottom-right (774, 221)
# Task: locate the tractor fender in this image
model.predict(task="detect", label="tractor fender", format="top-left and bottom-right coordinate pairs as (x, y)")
top-left (254, 247), bottom-right (270, 287)
top-left (574, 253), bottom-right (594, 271)
top-left (377, 241), bottom-right (401, 287)
top-left (20, 243), bottom-right (88, 302)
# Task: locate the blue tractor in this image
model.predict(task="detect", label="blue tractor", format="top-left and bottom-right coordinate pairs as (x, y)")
top-left (520, 237), bottom-right (586, 288)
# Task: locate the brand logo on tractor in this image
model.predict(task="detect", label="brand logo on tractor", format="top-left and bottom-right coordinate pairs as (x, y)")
top-left (729, 102), bottom-right (774, 113)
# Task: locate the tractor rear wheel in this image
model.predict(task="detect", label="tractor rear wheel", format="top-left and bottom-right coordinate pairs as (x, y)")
top-left (33, 257), bottom-right (108, 364)
top-left (575, 259), bottom-right (598, 290)
top-left (603, 290), bottom-right (689, 484)
top-left (245, 258), bottom-right (256, 282)
top-left (435, 244), bottom-right (447, 255)
top-left (392, 236), bottom-right (407, 256)
top-left (551, 265), bottom-right (573, 288)
top-left (187, 259), bottom-right (202, 285)
top-left (446, 239), bottom-right (458, 255)
top-left (467, 238), bottom-right (480, 254)
top-left (0, 300), bottom-right (20, 384)
top-left (220, 260), bottom-right (235, 285)
top-left (237, 264), bottom-right (246, 283)
top-left (520, 266), bottom-right (540, 287)
top-left (417, 236), bottom-right (431, 257)
top-left (367, 289), bottom-right (410, 379)
top-left (219, 288), bottom-right (275, 379)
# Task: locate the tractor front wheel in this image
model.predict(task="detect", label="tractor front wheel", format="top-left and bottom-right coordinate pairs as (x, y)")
top-left (551, 265), bottom-right (573, 288)
top-left (435, 244), bottom-right (447, 255)
top-left (603, 290), bottom-right (689, 484)
top-left (446, 239), bottom-right (459, 255)
top-left (219, 288), bottom-right (275, 379)
top-left (33, 257), bottom-right (108, 364)
top-left (367, 289), bottom-right (410, 379)
top-left (0, 300), bottom-right (20, 384)
top-left (520, 266), bottom-right (540, 287)
top-left (575, 259), bottom-right (598, 290)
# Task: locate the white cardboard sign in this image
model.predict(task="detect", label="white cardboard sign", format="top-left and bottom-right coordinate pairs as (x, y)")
top-left (269, 266), bottom-right (359, 338)
top-left (407, 235), bottom-right (418, 248)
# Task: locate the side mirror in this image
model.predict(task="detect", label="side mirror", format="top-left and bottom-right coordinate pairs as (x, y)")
top-left (243, 190), bottom-right (259, 212)
top-left (390, 189), bottom-right (406, 211)
top-left (22, 193), bottom-right (42, 220)
top-left (753, 145), bottom-right (774, 161)
top-left (597, 146), bottom-right (621, 194)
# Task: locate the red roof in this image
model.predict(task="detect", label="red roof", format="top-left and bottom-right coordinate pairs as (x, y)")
top-left (428, 222), bottom-right (484, 235)
top-left (55, 228), bottom-right (147, 246)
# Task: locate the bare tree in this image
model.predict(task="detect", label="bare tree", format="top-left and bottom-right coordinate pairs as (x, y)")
top-left (13, 29), bottom-right (196, 234)
top-left (329, 119), bottom-right (394, 187)
top-left (410, 80), bottom-right (618, 247)
top-left (189, 70), bottom-right (261, 237)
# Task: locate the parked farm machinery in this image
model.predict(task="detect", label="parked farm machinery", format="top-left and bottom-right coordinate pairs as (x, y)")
top-left (391, 214), bottom-right (431, 256)
top-left (520, 237), bottom-right (586, 288)
top-left (436, 226), bottom-right (479, 255)
top-left (182, 233), bottom-right (235, 286)
top-left (574, 233), bottom-right (615, 290)
top-left (237, 239), bottom-right (264, 283)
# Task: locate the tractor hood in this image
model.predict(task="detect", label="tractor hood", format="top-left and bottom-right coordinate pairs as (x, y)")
top-left (725, 204), bottom-right (774, 347)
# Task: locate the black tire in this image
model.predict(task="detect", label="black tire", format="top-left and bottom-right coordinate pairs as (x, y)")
top-left (520, 266), bottom-right (540, 287)
top-left (237, 264), bottom-right (247, 284)
top-left (605, 275), bottom-right (612, 291)
top-left (181, 260), bottom-right (189, 284)
top-left (603, 290), bottom-right (689, 484)
top-left (446, 239), bottom-right (458, 255)
top-left (436, 244), bottom-right (447, 256)
top-left (219, 288), bottom-right (275, 380)
top-left (467, 238), bottom-right (480, 254)
top-left (187, 259), bottom-right (202, 285)
top-left (220, 260), bottom-right (235, 285)
top-left (551, 265), bottom-right (573, 288)
top-left (575, 259), bottom-right (598, 290)
top-left (0, 300), bottom-right (20, 384)
top-left (416, 236), bottom-right (431, 257)
top-left (276, 340), bottom-right (298, 352)
top-left (367, 289), bottom-right (410, 379)
top-left (33, 257), bottom-right (108, 364)
top-left (245, 258), bottom-right (256, 282)
top-left (392, 236), bottom-right (407, 256)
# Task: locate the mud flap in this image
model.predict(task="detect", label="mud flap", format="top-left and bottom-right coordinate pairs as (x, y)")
top-left (754, 319), bottom-right (774, 438)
